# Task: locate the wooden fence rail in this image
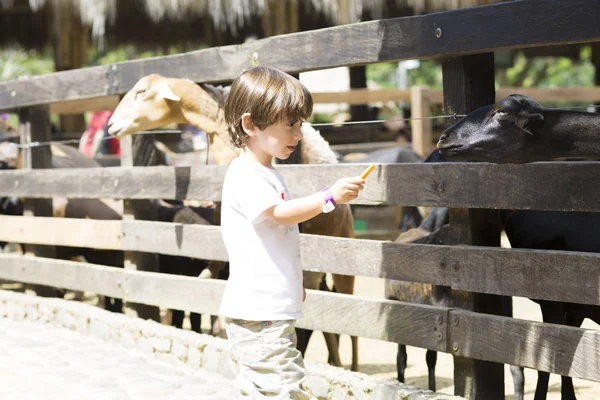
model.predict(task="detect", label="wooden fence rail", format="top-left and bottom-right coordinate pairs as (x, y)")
top-left (1, 253), bottom-right (599, 384)
top-left (311, 86), bottom-right (600, 106)
top-left (47, 86), bottom-right (600, 116)
top-left (2, 1), bottom-right (600, 398)
top-left (2, 215), bottom-right (600, 307)
top-left (1, 0), bottom-right (599, 112)
top-left (2, 162), bottom-right (600, 211)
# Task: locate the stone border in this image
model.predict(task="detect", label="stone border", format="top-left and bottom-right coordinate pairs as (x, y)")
top-left (0, 290), bottom-right (462, 400)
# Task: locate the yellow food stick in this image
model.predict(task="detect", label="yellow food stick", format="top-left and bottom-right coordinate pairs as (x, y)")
top-left (360, 164), bottom-right (376, 179)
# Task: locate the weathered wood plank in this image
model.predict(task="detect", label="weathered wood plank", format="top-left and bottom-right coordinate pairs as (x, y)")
top-left (313, 86), bottom-right (600, 106)
top-left (42, 85), bottom-right (600, 118)
top-left (300, 291), bottom-right (448, 352)
top-left (0, 254), bottom-right (447, 352)
top-left (49, 95), bottom-right (120, 115)
top-left (4, 217), bottom-right (600, 306)
top-left (0, 254), bottom-right (124, 299)
top-left (119, 133), bottom-right (161, 321)
top-left (312, 88), bottom-right (412, 104)
top-left (0, 215), bottom-right (122, 249)
top-left (2, 253), bottom-right (600, 381)
top-left (0, 164), bottom-right (381, 204)
top-left (18, 105), bottom-right (57, 298)
top-left (410, 86), bottom-right (433, 158)
top-left (382, 162), bottom-right (600, 212)
top-left (4, 162), bottom-right (600, 211)
top-left (442, 50), bottom-right (505, 399)
top-left (449, 309), bottom-right (600, 383)
top-left (1, 0), bottom-right (599, 110)
top-left (0, 65), bottom-right (113, 111)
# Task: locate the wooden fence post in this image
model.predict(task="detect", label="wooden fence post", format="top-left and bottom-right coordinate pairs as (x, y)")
top-left (410, 86), bottom-right (433, 158)
top-left (442, 53), bottom-right (506, 399)
top-left (120, 133), bottom-right (161, 322)
top-left (18, 105), bottom-right (57, 297)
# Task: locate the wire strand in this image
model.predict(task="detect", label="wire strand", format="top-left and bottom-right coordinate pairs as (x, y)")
top-left (3, 104), bottom-right (600, 150)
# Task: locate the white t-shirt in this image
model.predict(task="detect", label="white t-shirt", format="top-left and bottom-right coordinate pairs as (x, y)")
top-left (219, 154), bottom-right (303, 321)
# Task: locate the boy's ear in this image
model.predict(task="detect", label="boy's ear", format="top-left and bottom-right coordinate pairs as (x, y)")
top-left (241, 113), bottom-right (258, 137)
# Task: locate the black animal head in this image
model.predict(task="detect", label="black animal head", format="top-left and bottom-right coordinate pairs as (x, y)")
top-left (0, 196), bottom-right (23, 216)
top-left (0, 195), bottom-right (24, 250)
top-left (0, 161), bottom-right (23, 249)
top-left (437, 94), bottom-right (545, 162)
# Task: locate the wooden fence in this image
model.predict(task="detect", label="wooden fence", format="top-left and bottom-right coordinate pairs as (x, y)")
top-left (1, 1), bottom-right (600, 398)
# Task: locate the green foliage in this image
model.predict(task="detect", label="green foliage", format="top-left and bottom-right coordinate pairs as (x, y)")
top-left (366, 46), bottom-right (595, 92)
top-left (407, 60), bottom-right (443, 88)
top-left (366, 62), bottom-right (398, 88)
top-left (0, 47), bottom-right (54, 81)
top-left (503, 46), bottom-right (594, 88)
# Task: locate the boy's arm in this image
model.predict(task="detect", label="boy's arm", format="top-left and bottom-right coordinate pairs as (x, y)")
top-left (262, 176), bottom-right (365, 226)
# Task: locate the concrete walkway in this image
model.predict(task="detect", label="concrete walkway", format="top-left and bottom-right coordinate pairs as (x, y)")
top-left (0, 317), bottom-right (237, 400)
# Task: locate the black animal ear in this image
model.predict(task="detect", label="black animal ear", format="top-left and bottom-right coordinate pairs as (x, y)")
top-left (515, 113), bottom-right (544, 135)
top-left (425, 149), bottom-right (447, 162)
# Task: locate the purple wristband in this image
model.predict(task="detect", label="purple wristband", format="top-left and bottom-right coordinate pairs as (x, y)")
top-left (321, 188), bottom-right (336, 206)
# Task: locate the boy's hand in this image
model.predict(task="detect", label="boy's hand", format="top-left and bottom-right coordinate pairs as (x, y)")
top-left (330, 177), bottom-right (365, 204)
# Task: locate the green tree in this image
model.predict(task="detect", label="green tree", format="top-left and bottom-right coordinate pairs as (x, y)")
top-left (0, 47), bottom-right (54, 81)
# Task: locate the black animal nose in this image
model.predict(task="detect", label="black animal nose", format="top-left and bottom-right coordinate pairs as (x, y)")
top-left (439, 132), bottom-right (448, 141)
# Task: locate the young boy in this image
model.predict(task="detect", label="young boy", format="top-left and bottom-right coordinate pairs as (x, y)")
top-left (220, 66), bottom-right (365, 399)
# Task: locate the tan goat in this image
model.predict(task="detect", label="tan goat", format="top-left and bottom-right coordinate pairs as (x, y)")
top-left (107, 74), bottom-right (359, 371)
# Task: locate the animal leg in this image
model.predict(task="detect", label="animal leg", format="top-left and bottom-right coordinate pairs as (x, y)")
top-left (323, 333), bottom-right (342, 367)
top-left (296, 328), bottom-right (313, 356)
top-left (534, 301), bottom-right (566, 400)
top-left (510, 365), bottom-right (525, 400)
top-left (534, 372), bottom-right (550, 400)
top-left (190, 312), bottom-right (201, 333)
top-left (425, 350), bottom-right (437, 392)
top-left (397, 344), bottom-right (407, 383)
top-left (560, 375), bottom-right (577, 400)
top-left (171, 309), bottom-right (184, 329)
top-left (559, 311), bottom-right (584, 400)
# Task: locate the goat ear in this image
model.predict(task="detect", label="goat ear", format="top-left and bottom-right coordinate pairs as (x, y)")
top-left (515, 113), bottom-right (544, 135)
top-left (157, 81), bottom-right (181, 101)
top-left (200, 83), bottom-right (229, 107)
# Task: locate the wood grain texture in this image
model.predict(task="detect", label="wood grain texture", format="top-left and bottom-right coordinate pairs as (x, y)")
top-left (0, 216), bottom-right (122, 249)
top-left (300, 291), bottom-right (448, 352)
top-left (1, 0), bottom-right (599, 110)
top-left (4, 217), bottom-right (600, 306)
top-left (17, 105), bottom-right (57, 298)
top-left (0, 254), bottom-right (447, 351)
top-left (449, 309), bottom-right (600, 383)
top-left (1, 253), bottom-right (599, 381)
top-left (442, 52), bottom-right (505, 399)
top-left (35, 85), bottom-right (600, 116)
top-left (49, 96), bottom-right (119, 115)
top-left (312, 86), bottom-right (600, 106)
top-left (3, 163), bottom-right (600, 211)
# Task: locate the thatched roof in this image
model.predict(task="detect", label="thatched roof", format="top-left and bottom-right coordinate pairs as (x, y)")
top-left (1, 0), bottom-right (505, 50)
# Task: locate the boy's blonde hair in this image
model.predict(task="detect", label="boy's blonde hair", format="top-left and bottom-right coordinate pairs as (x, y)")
top-left (224, 66), bottom-right (313, 148)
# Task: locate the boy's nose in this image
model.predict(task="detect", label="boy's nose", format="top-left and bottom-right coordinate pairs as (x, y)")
top-left (296, 126), bottom-right (304, 140)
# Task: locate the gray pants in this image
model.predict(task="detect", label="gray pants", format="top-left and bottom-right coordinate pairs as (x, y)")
top-left (225, 318), bottom-right (313, 399)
